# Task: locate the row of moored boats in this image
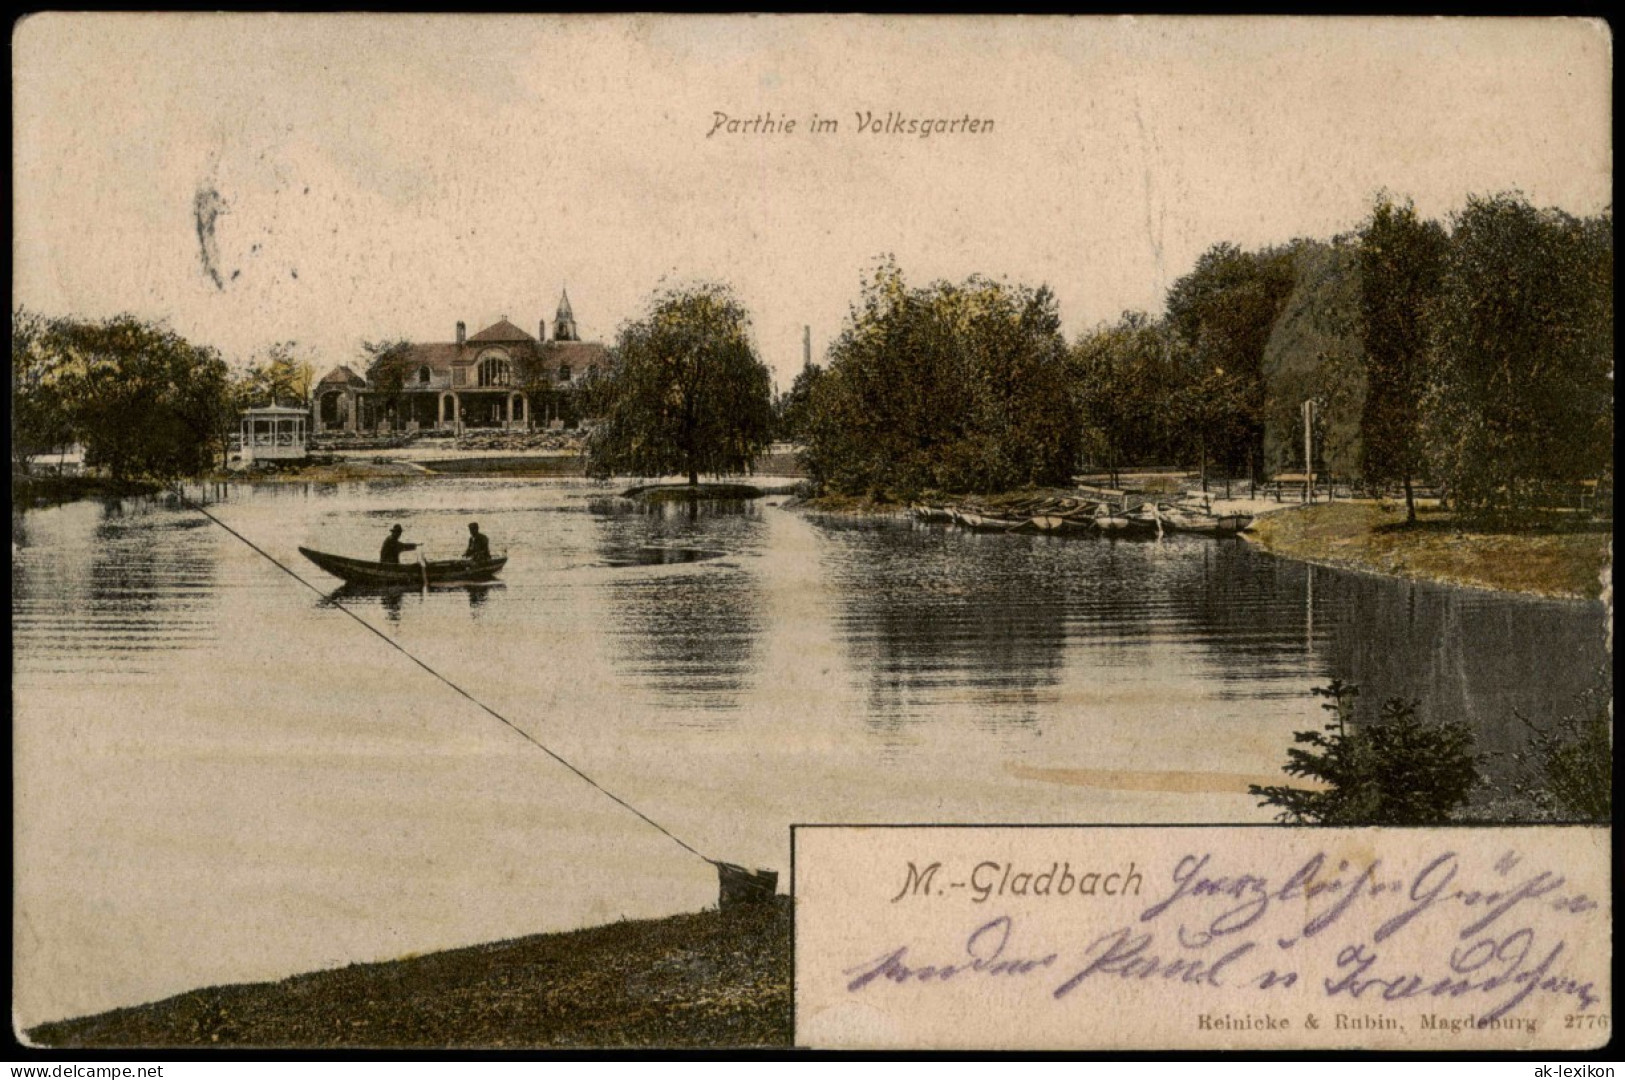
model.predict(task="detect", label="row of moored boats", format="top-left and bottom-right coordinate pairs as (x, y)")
top-left (910, 495), bottom-right (1253, 538)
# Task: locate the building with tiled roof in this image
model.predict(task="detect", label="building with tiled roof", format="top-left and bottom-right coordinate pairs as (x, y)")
top-left (313, 292), bottom-right (611, 434)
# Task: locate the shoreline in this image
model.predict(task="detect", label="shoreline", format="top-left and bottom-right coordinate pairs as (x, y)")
top-left (1242, 502), bottom-right (1610, 604)
top-left (20, 465), bottom-right (1607, 604)
top-left (798, 489), bottom-right (1609, 604)
top-left (25, 899), bottom-right (792, 1049)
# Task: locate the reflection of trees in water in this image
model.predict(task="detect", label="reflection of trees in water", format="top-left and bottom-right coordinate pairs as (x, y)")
top-left (1099, 536), bottom-right (1607, 770)
top-left (1157, 539), bottom-right (1323, 679)
top-left (1310, 572), bottom-right (1608, 772)
top-left (87, 498), bottom-right (217, 617)
top-left (596, 499), bottom-right (765, 713)
top-left (822, 523), bottom-right (1073, 729)
top-left (12, 495), bottom-right (221, 670)
top-left (819, 519), bottom-right (1608, 758)
top-left (1120, 535), bottom-right (1608, 774)
top-left (589, 497), bottom-right (763, 560)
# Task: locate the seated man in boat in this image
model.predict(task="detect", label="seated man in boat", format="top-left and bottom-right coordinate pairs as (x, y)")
top-left (463, 521), bottom-right (491, 563)
top-left (380, 524), bottom-right (418, 564)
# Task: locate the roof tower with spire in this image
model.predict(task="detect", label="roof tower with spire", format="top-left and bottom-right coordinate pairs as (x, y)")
top-left (553, 288), bottom-right (579, 342)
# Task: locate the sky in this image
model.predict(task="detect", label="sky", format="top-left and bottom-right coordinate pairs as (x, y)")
top-left (13, 15), bottom-right (1612, 389)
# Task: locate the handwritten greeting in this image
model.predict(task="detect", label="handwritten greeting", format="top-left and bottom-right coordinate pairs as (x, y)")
top-left (795, 827), bottom-right (1610, 1051)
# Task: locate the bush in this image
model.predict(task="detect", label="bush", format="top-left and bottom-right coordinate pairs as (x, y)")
top-left (1249, 680), bottom-right (1480, 825)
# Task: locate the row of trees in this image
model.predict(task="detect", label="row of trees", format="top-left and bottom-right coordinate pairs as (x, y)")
top-left (1359, 194), bottom-right (1613, 522)
top-left (556, 190), bottom-right (1613, 510)
top-left (773, 248), bottom-right (1298, 500)
top-left (12, 309), bottom-right (315, 481)
top-left (777, 192), bottom-right (1611, 512)
top-left (1074, 193), bottom-right (1613, 522)
top-left (13, 190), bottom-right (1611, 506)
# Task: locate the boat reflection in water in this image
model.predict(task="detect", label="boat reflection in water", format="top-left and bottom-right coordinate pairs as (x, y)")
top-left (321, 580), bottom-right (505, 621)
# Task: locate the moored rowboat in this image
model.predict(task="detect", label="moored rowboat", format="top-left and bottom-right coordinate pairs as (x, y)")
top-left (298, 546), bottom-right (508, 586)
top-left (957, 510), bottom-right (1026, 532)
top-left (1160, 505), bottom-right (1254, 536)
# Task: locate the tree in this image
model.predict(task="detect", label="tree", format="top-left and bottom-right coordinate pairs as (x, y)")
top-left (515, 340), bottom-right (584, 429)
top-left (1357, 196), bottom-right (1448, 522)
top-left (240, 342), bottom-right (315, 408)
top-left (360, 339), bottom-right (416, 430)
top-left (40, 314), bottom-right (233, 482)
top-left (11, 308), bottom-right (78, 472)
top-left (584, 283), bottom-right (775, 485)
top-left (774, 360), bottom-right (825, 444)
top-left (1422, 195), bottom-right (1613, 521)
top-left (802, 259), bottom-right (1079, 498)
top-left (1070, 311), bottom-right (1183, 488)
top-left (1175, 363), bottom-right (1254, 495)
top-left (1258, 239), bottom-right (1368, 485)
top-left (1249, 680), bottom-right (1480, 826)
top-left (1165, 243), bottom-right (1297, 486)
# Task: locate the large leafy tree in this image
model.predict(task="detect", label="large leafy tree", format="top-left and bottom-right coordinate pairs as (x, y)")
top-left (584, 283), bottom-right (774, 485)
top-left (1421, 195), bottom-right (1613, 521)
top-left (31, 314), bottom-right (233, 482)
top-left (1357, 196), bottom-right (1448, 522)
top-left (1165, 243), bottom-right (1297, 485)
top-left (1070, 311), bottom-right (1184, 488)
top-left (11, 308), bottom-right (78, 472)
top-left (802, 259), bottom-right (1078, 498)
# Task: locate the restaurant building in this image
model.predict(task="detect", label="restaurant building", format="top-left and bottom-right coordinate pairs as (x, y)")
top-left (313, 291), bottom-right (610, 434)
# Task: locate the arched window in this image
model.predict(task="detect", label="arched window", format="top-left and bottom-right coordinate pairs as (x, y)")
top-left (557, 363), bottom-right (572, 383)
top-left (477, 354), bottom-right (512, 388)
top-left (417, 366), bottom-right (432, 385)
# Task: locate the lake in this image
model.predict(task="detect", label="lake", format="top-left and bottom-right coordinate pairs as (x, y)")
top-left (10, 478), bottom-right (1609, 1027)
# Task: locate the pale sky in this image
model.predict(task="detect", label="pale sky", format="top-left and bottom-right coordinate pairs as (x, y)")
top-left (13, 15), bottom-right (1612, 388)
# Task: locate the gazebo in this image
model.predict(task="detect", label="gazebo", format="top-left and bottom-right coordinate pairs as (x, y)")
top-left (239, 405), bottom-right (310, 464)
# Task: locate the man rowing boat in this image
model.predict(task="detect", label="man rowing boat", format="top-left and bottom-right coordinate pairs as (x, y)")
top-left (380, 524), bottom-right (418, 564)
top-left (463, 522), bottom-right (491, 563)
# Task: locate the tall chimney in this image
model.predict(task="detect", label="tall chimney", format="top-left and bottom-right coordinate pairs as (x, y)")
top-left (803, 325), bottom-right (811, 368)
top-left (456, 321), bottom-right (466, 346)
top-left (540, 319), bottom-right (547, 343)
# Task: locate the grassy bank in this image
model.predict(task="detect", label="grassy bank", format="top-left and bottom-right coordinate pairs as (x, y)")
top-left (27, 899), bottom-right (791, 1049)
top-left (1246, 501), bottom-right (1611, 601)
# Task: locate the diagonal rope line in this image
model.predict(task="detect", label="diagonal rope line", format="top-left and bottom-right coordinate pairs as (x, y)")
top-left (173, 487), bottom-right (714, 865)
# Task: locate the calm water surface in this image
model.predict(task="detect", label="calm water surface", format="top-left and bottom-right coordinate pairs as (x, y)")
top-left (11, 479), bottom-right (1608, 1025)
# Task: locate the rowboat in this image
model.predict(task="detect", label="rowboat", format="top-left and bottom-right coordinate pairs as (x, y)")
top-left (298, 546), bottom-right (508, 586)
top-left (956, 510), bottom-right (1026, 532)
top-left (1127, 503), bottom-right (1254, 537)
top-left (1160, 505), bottom-right (1254, 536)
top-left (1171, 514), bottom-right (1253, 536)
